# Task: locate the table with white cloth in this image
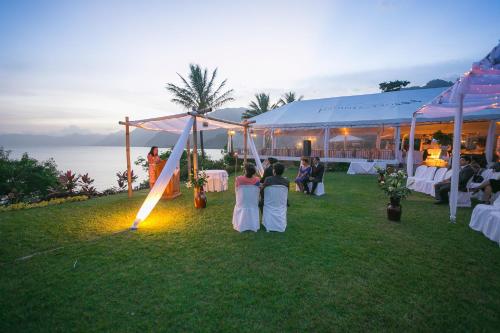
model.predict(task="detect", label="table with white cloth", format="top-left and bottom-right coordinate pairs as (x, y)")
top-left (203, 170), bottom-right (229, 192)
top-left (347, 161), bottom-right (387, 175)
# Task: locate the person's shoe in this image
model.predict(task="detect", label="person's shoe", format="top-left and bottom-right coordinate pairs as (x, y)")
top-left (434, 201), bottom-right (446, 205)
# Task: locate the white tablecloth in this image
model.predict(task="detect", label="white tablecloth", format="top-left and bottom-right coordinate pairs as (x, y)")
top-left (347, 161), bottom-right (387, 175)
top-left (203, 170), bottom-right (229, 192)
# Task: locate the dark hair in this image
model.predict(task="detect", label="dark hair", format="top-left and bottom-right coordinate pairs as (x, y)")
top-left (268, 157), bottom-right (278, 164)
top-left (273, 162), bottom-right (285, 176)
top-left (301, 157), bottom-right (309, 164)
top-left (460, 155), bottom-right (472, 163)
top-left (244, 163), bottom-right (256, 178)
top-left (148, 146), bottom-right (158, 156)
top-left (313, 156), bottom-right (320, 162)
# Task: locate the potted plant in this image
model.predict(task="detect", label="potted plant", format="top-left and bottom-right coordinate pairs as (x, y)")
top-left (374, 166), bottom-right (385, 183)
top-left (186, 171), bottom-right (208, 208)
top-left (379, 169), bottom-right (411, 222)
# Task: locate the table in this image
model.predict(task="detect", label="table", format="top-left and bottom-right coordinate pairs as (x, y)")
top-left (347, 161), bottom-right (387, 175)
top-left (203, 170), bottom-right (229, 192)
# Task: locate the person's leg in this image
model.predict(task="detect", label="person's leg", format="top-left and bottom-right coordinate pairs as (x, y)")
top-left (302, 179), bottom-right (310, 194)
top-left (295, 179), bottom-right (303, 192)
top-left (439, 183), bottom-right (451, 203)
top-left (483, 184), bottom-right (493, 203)
top-left (311, 180), bottom-right (319, 194)
top-left (434, 182), bottom-right (444, 201)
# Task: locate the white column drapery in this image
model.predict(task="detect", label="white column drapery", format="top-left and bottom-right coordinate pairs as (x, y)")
top-left (449, 93), bottom-right (465, 222)
top-left (323, 127), bottom-right (330, 158)
top-left (394, 126), bottom-right (401, 162)
top-left (485, 120), bottom-right (496, 165)
top-left (406, 114), bottom-right (417, 177)
top-left (131, 117), bottom-right (195, 230)
top-left (247, 131), bottom-right (265, 177)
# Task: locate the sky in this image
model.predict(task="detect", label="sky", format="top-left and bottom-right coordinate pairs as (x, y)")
top-left (0, 0), bottom-right (499, 135)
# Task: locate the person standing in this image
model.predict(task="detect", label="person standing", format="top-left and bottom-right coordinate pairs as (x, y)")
top-left (147, 146), bottom-right (161, 189)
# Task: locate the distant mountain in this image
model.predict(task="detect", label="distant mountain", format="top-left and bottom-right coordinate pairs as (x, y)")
top-left (0, 107), bottom-right (247, 148)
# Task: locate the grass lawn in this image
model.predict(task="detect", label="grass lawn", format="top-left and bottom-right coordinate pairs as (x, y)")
top-left (1, 170), bottom-right (499, 332)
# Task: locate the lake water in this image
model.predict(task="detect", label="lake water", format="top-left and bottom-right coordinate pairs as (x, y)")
top-left (3, 146), bottom-right (224, 191)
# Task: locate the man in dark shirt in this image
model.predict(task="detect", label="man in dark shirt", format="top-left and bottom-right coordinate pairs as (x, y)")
top-left (261, 157), bottom-right (278, 183)
top-left (260, 162), bottom-right (289, 210)
top-left (434, 155), bottom-right (475, 204)
top-left (303, 157), bottom-right (324, 194)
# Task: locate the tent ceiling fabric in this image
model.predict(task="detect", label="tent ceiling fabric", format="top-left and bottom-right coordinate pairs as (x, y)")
top-left (418, 42), bottom-right (500, 119)
top-left (128, 114), bottom-right (237, 133)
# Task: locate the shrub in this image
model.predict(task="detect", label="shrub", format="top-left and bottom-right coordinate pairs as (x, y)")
top-left (116, 170), bottom-right (138, 190)
top-left (0, 195), bottom-right (88, 212)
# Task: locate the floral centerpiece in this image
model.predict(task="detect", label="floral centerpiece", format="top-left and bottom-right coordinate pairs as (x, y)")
top-left (186, 171), bottom-right (208, 208)
top-left (379, 169), bottom-right (411, 221)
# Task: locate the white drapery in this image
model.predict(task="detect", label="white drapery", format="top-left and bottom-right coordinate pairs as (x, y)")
top-left (131, 117), bottom-right (194, 229)
top-left (248, 131), bottom-right (264, 177)
top-left (406, 114), bottom-right (417, 177)
top-left (485, 120), bottom-right (496, 165)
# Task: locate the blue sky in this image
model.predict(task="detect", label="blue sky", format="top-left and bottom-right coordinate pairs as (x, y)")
top-left (0, 0), bottom-right (499, 134)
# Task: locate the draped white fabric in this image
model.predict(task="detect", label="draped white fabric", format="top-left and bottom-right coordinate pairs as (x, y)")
top-left (128, 114), bottom-right (236, 133)
top-left (247, 132), bottom-right (264, 177)
top-left (262, 185), bottom-right (288, 232)
top-left (232, 185), bottom-right (260, 232)
top-left (485, 120), bottom-right (496, 164)
top-left (406, 114), bottom-right (417, 177)
top-left (131, 117), bottom-right (194, 229)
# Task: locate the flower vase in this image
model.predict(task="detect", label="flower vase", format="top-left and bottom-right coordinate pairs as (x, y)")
top-left (387, 197), bottom-right (402, 222)
top-left (194, 187), bottom-right (207, 209)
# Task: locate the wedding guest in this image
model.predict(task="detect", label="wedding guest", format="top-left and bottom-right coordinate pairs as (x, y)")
top-left (236, 163), bottom-right (260, 188)
top-left (434, 155), bottom-right (474, 204)
top-left (147, 146), bottom-right (161, 188)
top-left (262, 163), bottom-right (290, 189)
top-left (295, 157), bottom-right (311, 192)
top-left (261, 157), bottom-right (278, 183)
top-left (304, 156), bottom-right (324, 195)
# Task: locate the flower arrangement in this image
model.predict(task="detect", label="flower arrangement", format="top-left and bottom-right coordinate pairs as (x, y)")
top-left (379, 169), bottom-right (411, 200)
top-left (185, 171), bottom-right (208, 189)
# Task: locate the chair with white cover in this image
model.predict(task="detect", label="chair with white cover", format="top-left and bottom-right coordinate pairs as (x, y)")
top-left (469, 195), bottom-right (500, 245)
top-left (457, 177), bottom-right (474, 208)
top-left (412, 166), bottom-right (437, 192)
top-left (263, 185), bottom-right (288, 232)
top-left (232, 185), bottom-right (260, 232)
top-left (469, 169), bottom-right (494, 200)
top-left (406, 165), bottom-right (427, 188)
top-left (426, 169), bottom-right (452, 197)
top-left (422, 167), bottom-right (448, 195)
top-left (308, 181), bottom-right (325, 196)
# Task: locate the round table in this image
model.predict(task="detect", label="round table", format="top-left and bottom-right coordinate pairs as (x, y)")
top-left (203, 170), bottom-right (229, 192)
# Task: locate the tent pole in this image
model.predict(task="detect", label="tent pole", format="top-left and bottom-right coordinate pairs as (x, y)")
top-left (485, 120), bottom-right (496, 165)
top-left (192, 116), bottom-right (198, 181)
top-left (449, 93), bottom-right (464, 223)
top-left (323, 127), bottom-right (330, 160)
top-left (407, 114), bottom-right (417, 177)
top-left (186, 137), bottom-right (191, 183)
top-left (271, 129), bottom-right (276, 156)
top-left (394, 125), bottom-right (401, 163)
top-left (125, 116), bottom-right (132, 198)
top-left (243, 125), bottom-right (248, 164)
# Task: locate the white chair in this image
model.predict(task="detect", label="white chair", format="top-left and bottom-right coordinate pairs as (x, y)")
top-left (406, 165), bottom-right (428, 188)
top-left (412, 166), bottom-right (437, 192)
top-left (457, 177), bottom-right (474, 208)
top-left (263, 185), bottom-right (288, 232)
top-left (308, 181), bottom-right (325, 196)
top-left (470, 196), bottom-right (500, 245)
top-left (422, 167), bottom-right (448, 195)
top-left (232, 185), bottom-right (260, 232)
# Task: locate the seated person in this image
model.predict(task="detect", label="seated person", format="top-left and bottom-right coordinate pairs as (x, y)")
top-left (303, 156), bottom-right (324, 195)
top-left (261, 157), bottom-right (278, 183)
top-left (260, 162), bottom-right (290, 210)
top-left (434, 155), bottom-right (474, 204)
top-left (236, 163), bottom-right (260, 189)
top-left (295, 157), bottom-right (312, 192)
top-left (471, 162), bottom-right (500, 203)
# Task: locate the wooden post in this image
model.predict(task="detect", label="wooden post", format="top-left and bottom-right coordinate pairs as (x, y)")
top-left (125, 116), bottom-right (132, 198)
top-left (192, 115), bottom-right (198, 180)
top-left (243, 125), bottom-right (248, 164)
top-left (186, 137), bottom-right (191, 183)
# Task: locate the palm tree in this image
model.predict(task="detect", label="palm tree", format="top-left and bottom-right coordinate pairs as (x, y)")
top-left (276, 91), bottom-right (303, 107)
top-left (166, 64), bottom-right (234, 157)
top-left (242, 93), bottom-right (273, 119)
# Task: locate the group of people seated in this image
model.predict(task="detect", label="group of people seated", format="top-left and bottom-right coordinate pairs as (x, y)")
top-left (294, 157), bottom-right (325, 195)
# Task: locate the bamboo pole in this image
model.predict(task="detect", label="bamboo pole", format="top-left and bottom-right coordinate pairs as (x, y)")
top-left (186, 137), bottom-right (191, 183)
top-left (243, 125), bottom-right (248, 164)
top-left (192, 116), bottom-right (198, 181)
top-left (125, 116), bottom-right (132, 198)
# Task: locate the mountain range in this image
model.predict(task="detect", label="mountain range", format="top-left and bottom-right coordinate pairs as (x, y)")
top-left (0, 108), bottom-right (246, 148)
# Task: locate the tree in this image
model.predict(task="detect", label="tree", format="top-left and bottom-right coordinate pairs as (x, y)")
top-left (423, 79), bottom-right (454, 89)
top-left (276, 91), bottom-right (303, 107)
top-left (242, 93), bottom-right (273, 119)
top-left (379, 80), bottom-right (410, 92)
top-left (166, 64), bottom-right (234, 157)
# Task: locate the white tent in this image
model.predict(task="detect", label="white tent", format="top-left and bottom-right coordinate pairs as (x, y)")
top-left (407, 41), bottom-right (500, 222)
top-left (329, 135), bottom-right (363, 142)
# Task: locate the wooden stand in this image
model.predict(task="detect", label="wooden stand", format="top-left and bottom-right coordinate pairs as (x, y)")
top-left (154, 159), bottom-right (182, 200)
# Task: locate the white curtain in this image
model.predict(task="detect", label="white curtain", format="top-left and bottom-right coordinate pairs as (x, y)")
top-left (248, 132), bottom-right (264, 177)
top-left (485, 120), bottom-right (496, 165)
top-left (394, 126), bottom-right (401, 162)
top-left (131, 117), bottom-right (195, 229)
top-left (406, 114), bottom-right (417, 177)
top-left (449, 93), bottom-right (465, 222)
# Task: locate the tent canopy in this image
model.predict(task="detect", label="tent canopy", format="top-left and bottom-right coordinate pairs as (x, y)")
top-left (125, 113), bottom-right (240, 133)
top-left (330, 134), bottom-right (363, 142)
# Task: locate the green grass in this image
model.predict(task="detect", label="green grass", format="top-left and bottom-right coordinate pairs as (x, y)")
top-left (1, 170), bottom-right (499, 332)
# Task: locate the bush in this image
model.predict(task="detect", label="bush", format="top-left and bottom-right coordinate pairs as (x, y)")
top-left (0, 147), bottom-right (59, 203)
top-left (0, 195), bottom-right (88, 212)
top-left (329, 162), bottom-right (350, 172)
